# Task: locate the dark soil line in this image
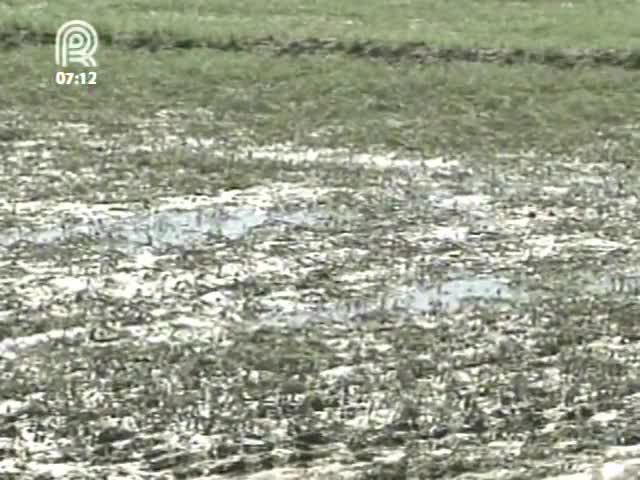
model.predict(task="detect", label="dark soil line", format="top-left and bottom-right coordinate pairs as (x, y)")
top-left (3, 28), bottom-right (640, 69)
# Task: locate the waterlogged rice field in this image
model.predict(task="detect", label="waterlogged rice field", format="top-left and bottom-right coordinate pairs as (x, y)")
top-left (4, 0), bottom-right (640, 478)
top-left (1, 109), bottom-right (640, 479)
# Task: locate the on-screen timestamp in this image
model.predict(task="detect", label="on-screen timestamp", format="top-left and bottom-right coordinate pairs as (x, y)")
top-left (55, 71), bottom-right (97, 85)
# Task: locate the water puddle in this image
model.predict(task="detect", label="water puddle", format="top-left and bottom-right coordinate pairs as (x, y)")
top-left (428, 191), bottom-right (492, 213)
top-left (0, 206), bottom-right (320, 253)
top-left (587, 273), bottom-right (640, 296)
top-left (257, 276), bottom-right (531, 330)
top-left (393, 277), bottom-right (529, 313)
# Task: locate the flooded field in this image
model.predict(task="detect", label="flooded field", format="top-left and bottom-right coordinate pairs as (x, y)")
top-left (1, 112), bottom-right (640, 479)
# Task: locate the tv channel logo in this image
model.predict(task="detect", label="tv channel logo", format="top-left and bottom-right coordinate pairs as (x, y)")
top-left (55, 20), bottom-right (99, 68)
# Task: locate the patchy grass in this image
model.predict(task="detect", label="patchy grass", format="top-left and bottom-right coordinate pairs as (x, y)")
top-left (3, 116), bottom-right (640, 479)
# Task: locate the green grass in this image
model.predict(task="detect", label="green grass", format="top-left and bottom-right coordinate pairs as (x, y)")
top-left (2, 0), bottom-right (640, 48)
top-left (4, 46), bottom-right (640, 156)
top-left (4, 0), bottom-right (640, 158)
